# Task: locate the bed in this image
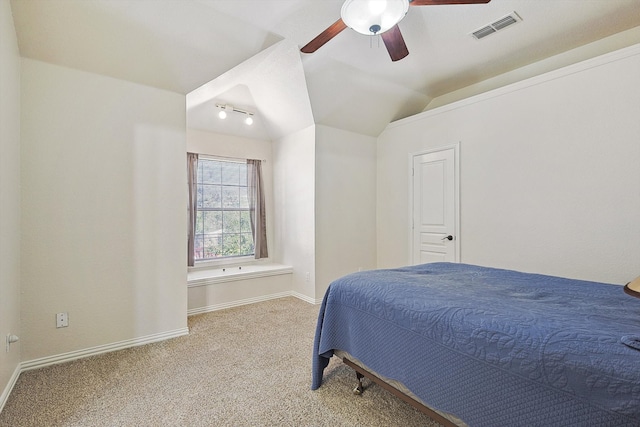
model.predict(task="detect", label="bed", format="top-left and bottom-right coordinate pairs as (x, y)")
top-left (311, 262), bottom-right (640, 426)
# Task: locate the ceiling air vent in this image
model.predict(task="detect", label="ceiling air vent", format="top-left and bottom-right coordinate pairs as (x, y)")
top-left (471, 12), bottom-right (522, 40)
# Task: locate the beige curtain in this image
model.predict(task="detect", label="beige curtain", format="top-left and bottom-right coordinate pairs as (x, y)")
top-left (187, 152), bottom-right (198, 266)
top-left (247, 159), bottom-right (268, 259)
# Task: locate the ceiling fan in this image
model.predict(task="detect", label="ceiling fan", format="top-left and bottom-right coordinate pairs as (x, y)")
top-left (301, 0), bottom-right (491, 62)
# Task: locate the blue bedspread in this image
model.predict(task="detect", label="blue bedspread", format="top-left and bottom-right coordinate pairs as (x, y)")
top-left (311, 263), bottom-right (640, 426)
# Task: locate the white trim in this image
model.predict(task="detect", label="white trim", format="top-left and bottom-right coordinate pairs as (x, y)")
top-left (20, 327), bottom-right (189, 372)
top-left (190, 256), bottom-right (257, 272)
top-left (290, 291), bottom-right (322, 305)
top-left (187, 291), bottom-right (316, 316)
top-left (188, 264), bottom-right (293, 287)
top-left (0, 364), bottom-right (21, 414)
top-left (408, 143), bottom-right (461, 265)
top-left (387, 43), bottom-right (640, 130)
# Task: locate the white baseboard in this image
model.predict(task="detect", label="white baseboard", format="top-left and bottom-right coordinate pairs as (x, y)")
top-left (187, 290), bottom-right (321, 316)
top-left (290, 291), bottom-right (322, 305)
top-left (188, 291), bottom-right (292, 316)
top-left (20, 327), bottom-right (189, 372)
top-left (0, 364), bottom-right (21, 414)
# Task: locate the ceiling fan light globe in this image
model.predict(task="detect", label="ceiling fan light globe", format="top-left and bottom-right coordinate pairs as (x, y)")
top-left (341, 0), bottom-right (409, 35)
top-left (368, 0), bottom-right (387, 15)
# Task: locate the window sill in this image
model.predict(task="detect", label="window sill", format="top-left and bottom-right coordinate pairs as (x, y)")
top-left (189, 256), bottom-right (256, 271)
top-left (187, 263), bottom-right (293, 288)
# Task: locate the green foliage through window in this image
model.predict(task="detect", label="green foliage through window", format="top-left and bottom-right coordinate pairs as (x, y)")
top-left (194, 158), bottom-right (254, 260)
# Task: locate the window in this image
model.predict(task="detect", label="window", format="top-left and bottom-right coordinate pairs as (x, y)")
top-left (187, 154), bottom-right (267, 267)
top-left (194, 157), bottom-right (254, 261)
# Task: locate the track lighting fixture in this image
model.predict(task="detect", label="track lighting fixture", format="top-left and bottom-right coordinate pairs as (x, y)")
top-left (215, 103), bottom-right (255, 125)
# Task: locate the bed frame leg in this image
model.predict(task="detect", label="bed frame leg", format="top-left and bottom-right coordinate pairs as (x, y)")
top-left (342, 358), bottom-right (458, 427)
top-left (353, 372), bottom-right (364, 395)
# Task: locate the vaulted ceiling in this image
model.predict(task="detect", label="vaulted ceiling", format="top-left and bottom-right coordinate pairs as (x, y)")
top-left (10, 0), bottom-right (640, 139)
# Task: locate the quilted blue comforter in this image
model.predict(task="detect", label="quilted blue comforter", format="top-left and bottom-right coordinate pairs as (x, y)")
top-left (311, 263), bottom-right (640, 426)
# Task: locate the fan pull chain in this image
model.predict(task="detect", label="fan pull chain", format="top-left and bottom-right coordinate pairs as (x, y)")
top-left (369, 35), bottom-right (381, 50)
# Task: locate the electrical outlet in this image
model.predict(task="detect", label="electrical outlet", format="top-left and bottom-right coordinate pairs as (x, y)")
top-left (305, 272), bottom-right (310, 282)
top-left (56, 312), bottom-right (69, 328)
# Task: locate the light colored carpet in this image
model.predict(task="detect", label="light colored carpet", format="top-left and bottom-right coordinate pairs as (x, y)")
top-left (0, 297), bottom-right (443, 426)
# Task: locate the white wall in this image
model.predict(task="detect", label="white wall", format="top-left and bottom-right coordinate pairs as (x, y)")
top-left (315, 125), bottom-right (377, 299)
top-left (378, 45), bottom-right (640, 284)
top-left (188, 272), bottom-right (292, 314)
top-left (273, 125), bottom-right (316, 300)
top-left (0, 0), bottom-right (22, 406)
top-left (20, 59), bottom-right (188, 362)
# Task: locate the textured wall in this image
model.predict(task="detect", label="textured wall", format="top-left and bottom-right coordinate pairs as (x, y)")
top-left (20, 59), bottom-right (187, 361)
top-left (0, 0), bottom-right (22, 405)
top-left (377, 45), bottom-right (640, 284)
top-left (273, 126), bottom-right (316, 299)
top-left (315, 125), bottom-right (377, 299)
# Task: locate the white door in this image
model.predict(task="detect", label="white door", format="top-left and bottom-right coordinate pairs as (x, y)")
top-left (411, 146), bottom-right (459, 264)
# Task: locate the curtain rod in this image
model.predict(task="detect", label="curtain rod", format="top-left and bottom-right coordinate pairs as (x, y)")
top-left (192, 152), bottom-right (267, 163)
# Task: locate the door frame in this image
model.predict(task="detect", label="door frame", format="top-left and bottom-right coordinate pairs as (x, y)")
top-left (408, 143), bottom-right (461, 265)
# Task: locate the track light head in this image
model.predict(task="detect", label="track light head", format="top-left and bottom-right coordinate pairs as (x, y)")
top-left (215, 103), bottom-right (255, 125)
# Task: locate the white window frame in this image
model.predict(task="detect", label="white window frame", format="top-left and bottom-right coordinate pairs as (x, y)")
top-left (192, 155), bottom-right (255, 269)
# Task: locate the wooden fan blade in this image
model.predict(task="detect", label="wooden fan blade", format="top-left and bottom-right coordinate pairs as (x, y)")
top-left (301, 19), bottom-right (348, 53)
top-left (410, 0), bottom-right (491, 5)
top-left (381, 25), bottom-right (409, 62)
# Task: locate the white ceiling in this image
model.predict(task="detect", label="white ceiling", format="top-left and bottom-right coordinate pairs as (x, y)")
top-left (10, 0), bottom-right (640, 138)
